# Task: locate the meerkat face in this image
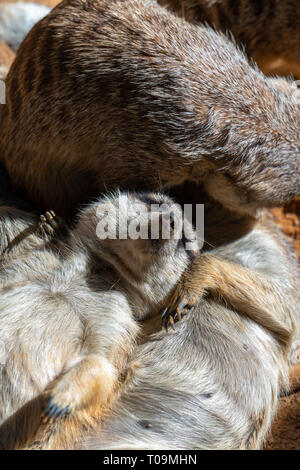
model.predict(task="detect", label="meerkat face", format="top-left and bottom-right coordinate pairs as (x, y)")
top-left (78, 191), bottom-right (199, 282)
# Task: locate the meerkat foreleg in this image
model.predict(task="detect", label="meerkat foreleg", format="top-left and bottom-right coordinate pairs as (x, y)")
top-left (163, 254), bottom-right (295, 348)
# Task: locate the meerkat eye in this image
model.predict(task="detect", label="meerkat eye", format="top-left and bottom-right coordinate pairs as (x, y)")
top-left (169, 212), bottom-right (175, 231)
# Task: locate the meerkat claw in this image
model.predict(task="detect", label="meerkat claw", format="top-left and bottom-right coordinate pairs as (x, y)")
top-left (161, 293), bottom-right (202, 331)
top-left (161, 304), bottom-right (183, 332)
top-left (43, 398), bottom-right (70, 422)
top-left (38, 210), bottom-right (60, 237)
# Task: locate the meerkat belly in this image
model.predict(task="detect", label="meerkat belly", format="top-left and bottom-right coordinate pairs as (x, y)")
top-left (0, 278), bottom-right (85, 423)
top-left (80, 301), bottom-right (286, 450)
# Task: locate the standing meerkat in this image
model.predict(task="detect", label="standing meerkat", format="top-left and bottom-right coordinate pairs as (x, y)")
top-left (0, 0), bottom-right (300, 218)
top-left (158, 0), bottom-right (300, 79)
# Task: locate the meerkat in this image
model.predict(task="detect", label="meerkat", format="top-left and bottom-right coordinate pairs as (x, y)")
top-left (158, 0), bottom-right (300, 79)
top-left (0, 189), bottom-right (207, 449)
top-left (0, 0), bottom-right (299, 218)
top-left (0, 184), bottom-right (298, 450)
top-left (74, 196), bottom-right (300, 451)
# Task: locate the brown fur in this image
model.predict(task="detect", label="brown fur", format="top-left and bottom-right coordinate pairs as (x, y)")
top-left (158, 0), bottom-right (300, 78)
top-left (165, 241), bottom-right (296, 349)
top-left (0, 0), bottom-right (299, 218)
top-left (0, 0), bottom-right (299, 450)
top-left (289, 364), bottom-right (300, 392)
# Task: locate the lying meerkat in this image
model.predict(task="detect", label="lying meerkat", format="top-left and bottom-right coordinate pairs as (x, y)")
top-left (158, 0), bottom-right (300, 79)
top-left (0, 184), bottom-right (298, 450)
top-left (0, 0), bottom-right (299, 218)
top-left (0, 189), bottom-right (204, 449)
top-left (75, 196), bottom-right (300, 451)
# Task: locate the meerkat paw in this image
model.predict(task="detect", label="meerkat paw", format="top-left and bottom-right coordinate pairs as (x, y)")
top-left (43, 397), bottom-right (71, 421)
top-left (43, 381), bottom-right (79, 422)
top-left (38, 210), bottom-right (60, 238)
top-left (43, 356), bottom-right (116, 422)
top-left (161, 288), bottom-right (201, 332)
top-left (161, 255), bottom-right (221, 331)
top-left (43, 381), bottom-right (87, 423)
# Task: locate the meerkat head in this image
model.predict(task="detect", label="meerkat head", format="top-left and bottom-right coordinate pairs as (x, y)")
top-left (75, 191), bottom-right (199, 284)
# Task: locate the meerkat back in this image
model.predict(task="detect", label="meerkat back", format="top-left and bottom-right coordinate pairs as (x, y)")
top-left (1, 0), bottom-right (300, 217)
top-left (158, 0), bottom-right (300, 78)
